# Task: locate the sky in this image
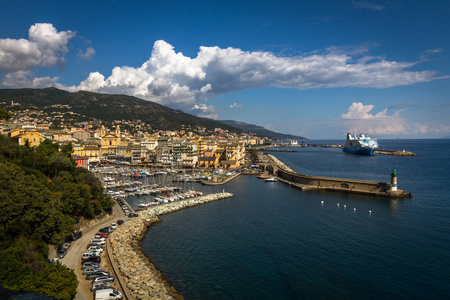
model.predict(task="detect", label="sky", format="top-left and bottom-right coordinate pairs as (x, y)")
top-left (0, 0), bottom-right (449, 139)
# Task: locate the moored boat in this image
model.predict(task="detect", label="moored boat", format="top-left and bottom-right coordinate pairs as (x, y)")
top-left (265, 177), bottom-right (278, 182)
top-left (343, 133), bottom-right (378, 155)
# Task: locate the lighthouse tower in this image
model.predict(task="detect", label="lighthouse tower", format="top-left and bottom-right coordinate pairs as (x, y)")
top-left (391, 169), bottom-right (398, 191)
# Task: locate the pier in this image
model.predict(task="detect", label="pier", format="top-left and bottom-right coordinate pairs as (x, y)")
top-left (265, 155), bottom-right (412, 198)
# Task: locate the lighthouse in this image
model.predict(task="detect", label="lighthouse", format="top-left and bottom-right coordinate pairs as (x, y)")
top-left (391, 169), bottom-right (398, 192)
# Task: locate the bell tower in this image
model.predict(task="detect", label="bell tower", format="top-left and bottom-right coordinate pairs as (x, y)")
top-left (115, 125), bottom-right (121, 142)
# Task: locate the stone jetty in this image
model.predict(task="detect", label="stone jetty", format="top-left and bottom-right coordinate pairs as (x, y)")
top-left (109, 192), bottom-right (234, 300)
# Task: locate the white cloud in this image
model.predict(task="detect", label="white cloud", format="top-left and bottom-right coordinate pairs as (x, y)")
top-left (78, 47), bottom-right (95, 60)
top-left (229, 102), bottom-right (243, 109)
top-left (0, 70), bottom-right (59, 88)
top-left (339, 102), bottom-right (408, 135)
top-left (1, 38), bottom-right (445, 118)
top-left (192, 104), bottom-right (218, 119)
top-left (58, 40), bottom-right (440, 114)
top-left (413, 122), bottom-right (429, 134)
top-left (341, 102), bottom-right (388, 119)
top-left (0, 23), bottom-right (75, 72)
top-left (420, 48), bottom-right (444, 61)
top-left (413, 122), bottom-right (450, 135)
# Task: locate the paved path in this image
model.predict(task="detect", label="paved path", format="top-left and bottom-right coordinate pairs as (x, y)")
top-left (60, 203), bottom-right (126, 300)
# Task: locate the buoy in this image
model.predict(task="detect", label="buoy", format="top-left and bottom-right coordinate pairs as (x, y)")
top-left (337, 203), bottom-right (339, 207)
top-left (353, 208), bottom-right (356, 211)
top-left (343, 205), bottom-right (346, 209)
top-left (369, 210), bottom-right (372, 214)
top-left (321, 201), bottom-right (324, 204)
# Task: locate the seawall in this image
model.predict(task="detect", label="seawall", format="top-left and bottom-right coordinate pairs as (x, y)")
top-left (109, 192), bottom-right (234, 300)
top-left (266, 154), bottom-right (411, 198)
top-left (277, 167), bottom-right (412, 198)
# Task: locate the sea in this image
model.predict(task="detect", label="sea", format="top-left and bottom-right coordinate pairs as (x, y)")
top-left (125, 139), bottom-right (450, 299)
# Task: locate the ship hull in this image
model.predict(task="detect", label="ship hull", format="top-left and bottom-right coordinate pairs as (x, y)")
top-left (343, 147), bottom-right (375, 155)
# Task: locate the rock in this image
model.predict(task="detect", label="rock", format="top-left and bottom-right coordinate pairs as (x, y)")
top-left (110, 193), bottom-right (233, 299)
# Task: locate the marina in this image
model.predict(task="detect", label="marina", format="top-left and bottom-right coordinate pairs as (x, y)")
top-left (139, 139), bottom-right (450, 300)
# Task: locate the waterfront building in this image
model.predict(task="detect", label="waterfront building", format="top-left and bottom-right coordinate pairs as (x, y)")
top-left (100, 125), bottom-right (129, 156)
top-left (73, 130), bottom-right (91, 142)
top-left (141, 138), bottom-right (158, 150)
top-left (155, 145), bottom-right (173, 165)
top-left (10, 129), bottom-right (45, 147)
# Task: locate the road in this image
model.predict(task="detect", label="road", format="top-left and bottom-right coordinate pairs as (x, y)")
top-left (60, 203), bottom-right (126, 300)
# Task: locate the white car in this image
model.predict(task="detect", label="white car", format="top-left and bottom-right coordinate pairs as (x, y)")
top-left (90, 250), bottom-right (101, 256)
top-left (92, 236), bottom-right (106, 242)
top-left (111, 223), bottom-right (117, 229)
top-left (90, 239), bottom-right (105, 245)
top-left (88, 246), bottom-right (104, 253)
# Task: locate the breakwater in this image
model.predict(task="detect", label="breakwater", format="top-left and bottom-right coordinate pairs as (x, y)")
top-left (276, 167), bottom-right (412, 198)
top-left (109, 192), bottom-right (234, 300)
top-left (266, 154), bottom-right (412, 198)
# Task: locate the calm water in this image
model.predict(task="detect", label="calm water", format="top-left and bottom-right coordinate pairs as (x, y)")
top-left (137, 139), bottom-right (450, 299)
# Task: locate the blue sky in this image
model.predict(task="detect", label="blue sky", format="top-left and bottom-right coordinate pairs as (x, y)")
top-left (1, 0), bottom-right (449, 139)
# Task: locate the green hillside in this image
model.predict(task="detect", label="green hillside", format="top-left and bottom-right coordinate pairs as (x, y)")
top-left (0, 88), bottom-right (241, 133)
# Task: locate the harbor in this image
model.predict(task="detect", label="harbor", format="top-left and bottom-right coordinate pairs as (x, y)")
top-left (263, 154), bottom-right (413, 198)
top-left (103, 139), bottom-right (446, 299)
top-left (108, 192), bottom-right (234, 299)
top-left (136, 139), bottom-right (449, 300)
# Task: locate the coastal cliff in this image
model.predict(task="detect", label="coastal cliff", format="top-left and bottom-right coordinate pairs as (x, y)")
top-left (109, 192), bottom-right (234, 299)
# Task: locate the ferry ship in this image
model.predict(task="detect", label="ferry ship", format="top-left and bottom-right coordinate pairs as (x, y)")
top-left (343, 133), bottom-right (378, 155)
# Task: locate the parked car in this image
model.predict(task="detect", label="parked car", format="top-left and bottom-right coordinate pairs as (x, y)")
top-left (111, 223), bottom-right (117, 229)
top-left (91, 281), bottom-right (112, 292)
top-left (90, 238), bottom-right (106, 245)
top-left (117, 220), bottom-right (124, 225)
top-left (85, 270), bottom-right (110, 280)
top-left (92, 235), bottom-right (106, 242)
top-left (82, 267), bottom-right (99, 275)
top-left (94, 288), bottom-right (122, 300)
top-left (57, 249), bottom-right (67, 259)
top-left (95, 232), bottom-right (109, 238)
top-left (87, 242), bottom-right (103, 249)
top-left (73, 231), bottom-right (82, 240)
top-left (82, 261), bottom-right (100, 270)
top-left (88, 246), bottom-right (103, 253)
top-left (82, 255), bottom-right (101, 264)
top-left (93, 275), bottom-right (115, 284)
top-left (82, 251), bottom-right (96, 260)
top-left (90, 250), bottom-right (101, 256)
top-left (60, 242), bottom-right (71, 250)
top-left (100, 227), bottom-right (113, 233)
top-left (128, 213), bottom-right (138, 218)
top-left (99, 228), bottom-right (109, 233)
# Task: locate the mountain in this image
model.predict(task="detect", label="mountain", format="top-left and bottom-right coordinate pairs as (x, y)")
top-left (218, 120), bottom-right (307, 140)
top-left (0, 88), bottom-right (241, 133)
top-left (0, 88), bottom-right (307, 139)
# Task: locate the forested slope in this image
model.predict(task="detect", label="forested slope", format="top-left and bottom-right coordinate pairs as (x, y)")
top-left (0, 136), bottom-right (115, 299)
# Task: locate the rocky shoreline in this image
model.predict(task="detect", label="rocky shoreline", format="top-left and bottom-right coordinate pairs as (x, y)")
top-left (109, 192), bottom-right (234, 300)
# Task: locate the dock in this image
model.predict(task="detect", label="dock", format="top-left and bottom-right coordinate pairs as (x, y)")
top-left (201, 173), bottom-right (240, 185)
top-left (264, 155), bottom-right (412, 198)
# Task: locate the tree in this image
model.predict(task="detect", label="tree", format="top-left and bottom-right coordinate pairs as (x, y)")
top-left (0, 108), bottom-right (11, 120)
top-left (60, 142), bottom-right (73, 157)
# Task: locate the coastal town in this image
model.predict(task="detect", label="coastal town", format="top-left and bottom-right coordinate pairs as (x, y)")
top-left (0, 100), bottom-right (269, 169)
